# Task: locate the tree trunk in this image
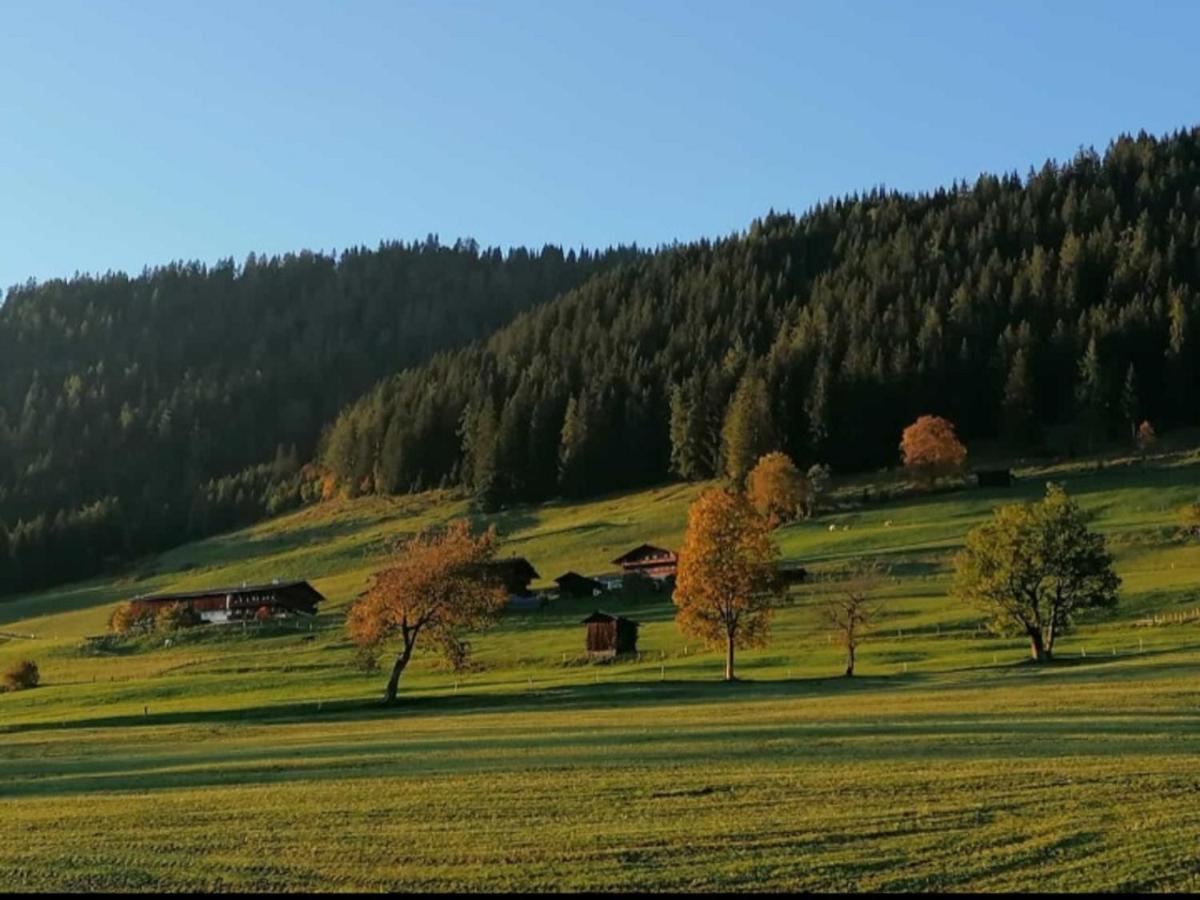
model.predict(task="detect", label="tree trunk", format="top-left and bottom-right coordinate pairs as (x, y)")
top-left (845, 643), bottom-right (856, 677)
top-left (1028, 629), bottom-right (1049, 662)
top-left (724, 634), bottom-right (736, 682)
top-left (383, 643), bottom-right (414, 704)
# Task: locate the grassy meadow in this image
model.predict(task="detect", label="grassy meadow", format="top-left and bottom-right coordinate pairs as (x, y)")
top-left (1, 446), bottom-right (1200, 890)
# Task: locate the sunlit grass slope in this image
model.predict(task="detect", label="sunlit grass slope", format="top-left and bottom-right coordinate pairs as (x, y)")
top-left (1, 446), bottom-right (1199, 890)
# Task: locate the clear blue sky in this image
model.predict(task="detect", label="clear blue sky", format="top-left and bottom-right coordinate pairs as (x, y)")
top-left (2, 0), bottom-right (1198, 289)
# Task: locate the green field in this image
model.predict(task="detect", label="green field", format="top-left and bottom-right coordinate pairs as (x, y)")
top-left (2, 448), bottom-right (1200, 891)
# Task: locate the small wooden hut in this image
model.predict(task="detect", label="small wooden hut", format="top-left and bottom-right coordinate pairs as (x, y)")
top-left (582, 611), bottom-right (639, 657)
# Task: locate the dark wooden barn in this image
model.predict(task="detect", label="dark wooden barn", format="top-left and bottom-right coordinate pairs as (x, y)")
top-left (130, 580), bottom-right (324, 624)
top-left (975, 468), bottom-right (1014, 488)
top-left (582, 611), bottom-right (639, 657)
top-left (555, 571), bottom-right (605, 598)
top-left (483, 557), bottom-right (541, 595)
top-left (611, 544), bottom-right (678, 581)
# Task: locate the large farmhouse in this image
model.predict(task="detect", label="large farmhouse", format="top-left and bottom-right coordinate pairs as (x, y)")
top-left (130, 580), bottom-right (325, 624)
top-left (611, 543), bottom-right (678, 586)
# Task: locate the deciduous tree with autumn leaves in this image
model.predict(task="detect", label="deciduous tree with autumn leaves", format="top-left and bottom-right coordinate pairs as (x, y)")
top-left (348, 520), bottom-right (509, 703)
top-left (746, 451), bottom-right (808, 527)
top-left (673, 487), bottom-right (784, 681)
top-left (900, 415), bottom-right (967, 487)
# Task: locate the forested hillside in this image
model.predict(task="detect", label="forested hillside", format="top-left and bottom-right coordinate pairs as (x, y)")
top-left (324, 128), bottom-right (1200, 508)
top-left (0, 239), bottom-right (636, 594)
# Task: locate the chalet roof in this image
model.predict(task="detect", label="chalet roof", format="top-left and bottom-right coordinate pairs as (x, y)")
top-left (581, 610), bottom-right (638, 625)
top-left (611, 543), bottom-right (676, 566)
top-left (555, 571), bottom-right (603, 587)
top-left (133, 579), bottom-right (324, 604)
top-left (486, 557), bottom-right (541, 581)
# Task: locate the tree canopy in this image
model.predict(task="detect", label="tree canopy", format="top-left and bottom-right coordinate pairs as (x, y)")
top-left (673, 487), bottom-right (783, 681)
top-left (347, 520), bottom-right (510, 702)
top-left (953, 483), bottom-right (1120, 661)
top-left (746, 451), bottom-right (808, 527)
top-left (899, 415), bottom-right (968, 485)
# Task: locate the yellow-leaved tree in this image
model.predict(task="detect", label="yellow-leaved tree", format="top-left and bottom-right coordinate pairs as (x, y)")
top-left (746, 451), bottom-right (808, 528)
top-left (348, 520), bottom-right (509, 703)
top-left (673, 487), bottom-right (784, 681)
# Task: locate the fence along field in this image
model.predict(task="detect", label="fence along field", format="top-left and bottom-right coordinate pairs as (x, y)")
top-left (1, 447), bottom-right (1199, 890)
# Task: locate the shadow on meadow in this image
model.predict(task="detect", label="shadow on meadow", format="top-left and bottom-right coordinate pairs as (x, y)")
top-left (9, 641), bottom-right (1200, 739)
top-left (3, 678), bottom-right (1198, 800)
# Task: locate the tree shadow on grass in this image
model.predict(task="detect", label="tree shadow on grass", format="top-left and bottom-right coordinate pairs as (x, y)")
top-left (4, 691), bottom-right (1200, 801)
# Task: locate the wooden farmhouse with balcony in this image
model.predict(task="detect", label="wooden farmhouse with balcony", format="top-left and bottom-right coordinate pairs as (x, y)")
top-left (129, 580), bottom-right (325, 624)
top-left (611, 544), bottom-right (678, 585)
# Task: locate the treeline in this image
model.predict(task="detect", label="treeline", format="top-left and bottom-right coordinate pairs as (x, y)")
top-left (0, 238), bottom-right (637, 595)
top-left (324, 127), bottom-right (1200, 509)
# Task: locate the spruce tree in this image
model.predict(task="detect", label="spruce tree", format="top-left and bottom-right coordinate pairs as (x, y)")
top-left (720, 371), bottom-right (776, 486)
top-left (1120, 363), bottom-right (1139, 442)
top-left (1001, 349), bottom-right (1035, 447)
top-left (557, 394), bottom-right (590, 497)
top-left (1074, 337), bottom-right (1106, 451)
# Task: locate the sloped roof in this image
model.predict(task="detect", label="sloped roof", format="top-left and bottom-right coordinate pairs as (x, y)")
top-left (611, 543), bottom-right (676, 566)
top-left (581, 610), bottom-right (638, 625)
top-left (486, 557), bottom-right (541, 581)
top-left (133, 580), bottom-right (324, 604)
top-left (555, 571), bottom-right (603, 587)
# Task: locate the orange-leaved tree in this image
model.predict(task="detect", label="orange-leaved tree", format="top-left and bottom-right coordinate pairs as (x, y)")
top-left (746, 451), bottom-right (808, 528)
top-left (899, 414), bottom-right (967, 486)
top-left (348, 520), bottom-right (509, 703)
top-left (1136, 420), bottom-right (1157, 454)
top-left (673, 487), bottom-right (783, 681)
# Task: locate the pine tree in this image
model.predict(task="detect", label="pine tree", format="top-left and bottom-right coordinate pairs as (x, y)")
top-left (1075, 336), bottom-right (1106, 451)
top-left (1120, 363), bottom-right (1139, 442)
top-left (459, 400), bottom-right (501, 509)
top-left (558, 394), bottom-right (590, 497)
top-left (1001, 349), bottom-right (1035, 447)
top-left (720, 371), bottom-right (776, 486)
top-left (804, 356), bottom-right (832, 456)
top-left (668, 381), bottom-right (705, 481)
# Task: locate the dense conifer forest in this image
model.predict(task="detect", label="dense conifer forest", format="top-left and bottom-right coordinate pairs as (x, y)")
top-left (323, 128), bottom-right (1200, 509)
top-left (0, 240), bottom-right (635, 594)
top-left (5, 126), bottom-right (1200, 598)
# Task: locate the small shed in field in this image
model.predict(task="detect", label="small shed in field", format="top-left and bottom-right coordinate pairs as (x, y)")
top-left (975, 468), bottom-right (1014, 488)
top-left (582, 611), bottom-right (639, 657)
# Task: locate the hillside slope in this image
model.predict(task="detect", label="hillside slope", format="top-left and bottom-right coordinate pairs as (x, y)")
top-left (0, 240), bottom-right (637, 595)
top-left (324, 127), bottom-right (1200, 509)
top-left (2, 450), bottom-right (1200, 890)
